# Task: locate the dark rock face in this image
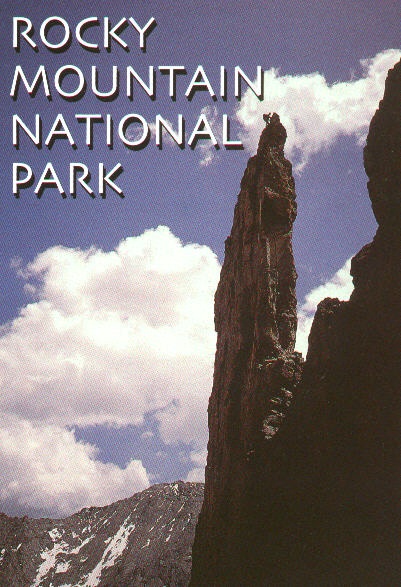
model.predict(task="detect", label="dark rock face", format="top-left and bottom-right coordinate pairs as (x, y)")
top-left (364, 60), bottom-right (401, 231)
top-left (191, 60), bottom-right (401, 586)
top-left (191, 113), bottom-right (303, 586)
top-left (297, 58), bottom-right (401, 584)
top-left (280, 59), bottom-right (401, 585)
top-left (0, 482), bottom-right (203, 587)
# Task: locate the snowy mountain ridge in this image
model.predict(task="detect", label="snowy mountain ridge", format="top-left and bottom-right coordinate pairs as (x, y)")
top-left (0, 481), bottom-right (203, 587)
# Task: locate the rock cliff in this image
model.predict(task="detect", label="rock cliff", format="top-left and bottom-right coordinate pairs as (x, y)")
top-left (1, 61), bottom-right (399, 587)
top-left (191, 113), bottom-right (303, 585)
top-left (191, 59), bottom-right (401, 586)
top-left (289, 56), bottom-right (401, 585)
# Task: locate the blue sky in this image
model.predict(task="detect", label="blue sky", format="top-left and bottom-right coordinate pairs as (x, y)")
top-left (0, 0), bottom-right (399, 517)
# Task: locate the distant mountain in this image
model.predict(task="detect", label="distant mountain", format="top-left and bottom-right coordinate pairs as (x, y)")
top-left (0, 481), bottom-right (203, 587)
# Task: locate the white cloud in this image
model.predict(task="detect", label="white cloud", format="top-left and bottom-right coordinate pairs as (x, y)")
top-left (236, 49), bottom-right (401, 171)
top-left (6, 43), bottom-right (394, 512)
top-left (296, 258), bottom-right (354, 356)
top-left (185, 449), bottom-right (207, 483)
top-left (0, 415), bottom-right (149, 518)
top-left (0, 227), bottom-right (220, 516)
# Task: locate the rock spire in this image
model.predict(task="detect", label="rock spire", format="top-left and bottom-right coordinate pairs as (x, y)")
top-left (191, 113), bottom-right (302, 586)
top-left (191, 58), bottom-right (401, 585)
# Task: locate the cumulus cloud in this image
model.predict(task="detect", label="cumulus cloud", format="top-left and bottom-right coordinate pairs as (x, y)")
top-left (236, 49), bottom-right (401, 171)
top-left (0, 227), bottom-right (220, 516)
top-left (0, 416), bottom-right (149, 518)
top-left (296, 258), bottom-right (354, 357)
top-left (185, 449), bottom-right (207, 483)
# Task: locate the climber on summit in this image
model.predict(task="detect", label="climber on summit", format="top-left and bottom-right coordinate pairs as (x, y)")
top-left (263, 112), bottom-right (272, 125)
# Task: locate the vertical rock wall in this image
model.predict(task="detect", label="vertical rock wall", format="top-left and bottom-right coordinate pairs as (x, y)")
top-left (270, 58), bottom-right (401, 585)
top-left (290, 57), bottom-right (401, 584)
top-left (191, 114), bottom-right (302, 586)
top-left (191, 59), bottom-right (401, 585)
